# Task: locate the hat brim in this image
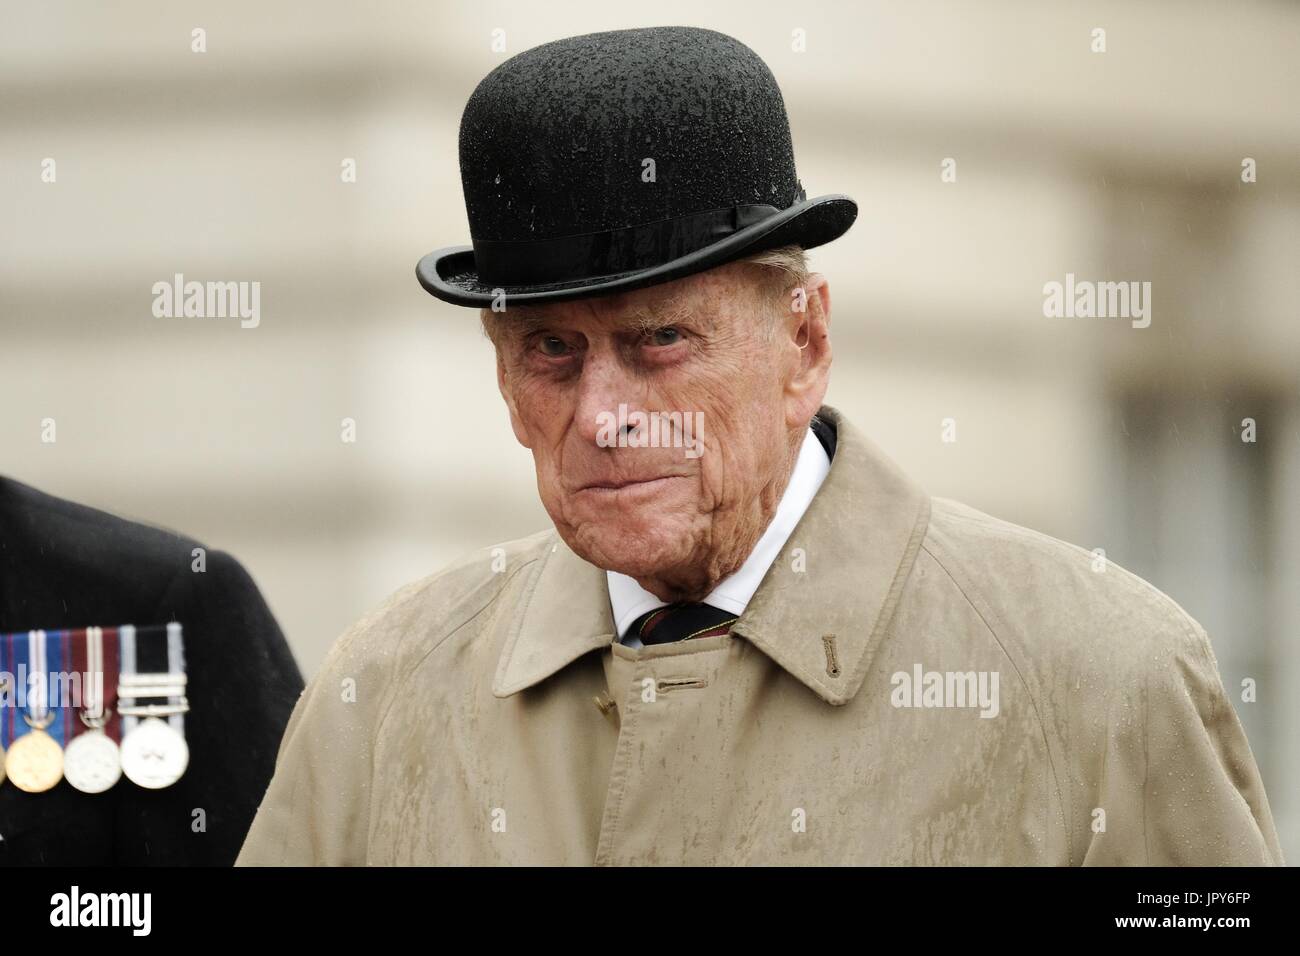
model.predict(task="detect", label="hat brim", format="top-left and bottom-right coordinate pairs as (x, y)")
top-left (415, 194), bottom-right (857, 308)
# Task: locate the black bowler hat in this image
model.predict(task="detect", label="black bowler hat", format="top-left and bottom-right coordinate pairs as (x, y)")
top-left (416, 26), bottom-right (857, 307)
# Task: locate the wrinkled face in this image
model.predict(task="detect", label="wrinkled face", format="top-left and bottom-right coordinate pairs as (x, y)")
top-left (491, 261), bottom-right (830, 601)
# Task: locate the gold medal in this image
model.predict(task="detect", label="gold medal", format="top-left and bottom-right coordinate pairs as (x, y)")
top-left (5, 713), bottom-right (64, 793)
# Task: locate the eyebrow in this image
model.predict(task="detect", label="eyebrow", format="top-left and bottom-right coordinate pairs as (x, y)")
top-left (629, 289), bottom-right (723, 336)
top-left (500, 311), bottom-right (552, 337)
top-left (499, 289), bottom-right (711, 338)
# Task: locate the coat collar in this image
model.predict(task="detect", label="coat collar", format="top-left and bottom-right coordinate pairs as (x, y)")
top-left (492, 405), bottom-right (932, 706)
top-left (492, 530), bottom-right (615, 698)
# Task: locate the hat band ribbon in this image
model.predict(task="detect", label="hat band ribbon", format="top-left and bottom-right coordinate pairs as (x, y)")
top-left (471, 202), bottom-right (786, 286)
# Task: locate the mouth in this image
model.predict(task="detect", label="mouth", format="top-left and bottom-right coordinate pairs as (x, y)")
top-left (576, 475), bottom-right (683, 495)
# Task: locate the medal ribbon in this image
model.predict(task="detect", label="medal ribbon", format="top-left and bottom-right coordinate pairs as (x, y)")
top-left (120, 623), bottom-right (187, 736)
top-left (9, 633), bottom-right (28, 742)
top-left (2, 627), bottom-right (125, 751)
top-left (28, 629), bottom-right (47, 726)
top-left (49, 629), bottom-right (71, 747)
top-left (166, 622), bottom-right (186, 736)
top-left (102, 628), bottom-right (121, 743)
top-left (28, 628), bottom-right (74, 747)
top-left (70, 626), bottom-right (121, 743)
top-left (167, 625), bottom-right (184, 668)
top-left (119, 624), bottom-right (138, 737)
top-left (85, 627), bottom-right (104, 721)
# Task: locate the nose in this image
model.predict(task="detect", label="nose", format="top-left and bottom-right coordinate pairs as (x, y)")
top-left (572, 349), bottom-right (643, 448)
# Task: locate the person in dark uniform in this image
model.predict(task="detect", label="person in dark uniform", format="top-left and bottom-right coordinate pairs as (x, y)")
top-left (0, 476), bottom-right (303, 865)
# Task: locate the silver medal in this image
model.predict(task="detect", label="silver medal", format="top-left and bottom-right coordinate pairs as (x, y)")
top-left (66, 627), bottom-right (122, 794)
top-left (118, 624), bottom-right (190, 790)
top-left (64, 726), bottom-right (123, 793)
top-left (120, 715), bottom-right (189, 789)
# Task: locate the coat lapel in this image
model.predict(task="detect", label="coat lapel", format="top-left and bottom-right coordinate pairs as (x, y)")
top-left (731, 406), bottom-right (931, 705)
top-left (491, 533), bottom-right (614, 697)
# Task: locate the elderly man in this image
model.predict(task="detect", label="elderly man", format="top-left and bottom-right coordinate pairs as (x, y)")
top-left (238, 27), bottom-right (1281, 865)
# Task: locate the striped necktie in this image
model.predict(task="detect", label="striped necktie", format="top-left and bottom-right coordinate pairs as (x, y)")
top-left (626, 602), bottom-right (738, 646)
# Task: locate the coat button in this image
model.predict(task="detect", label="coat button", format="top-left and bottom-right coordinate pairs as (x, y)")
top-left (593, 691), bottom-right (617, 715)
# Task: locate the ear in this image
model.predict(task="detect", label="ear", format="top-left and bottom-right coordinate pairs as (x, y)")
top-left (783, 272), bottom-right (832, 430)
top-left (496, 351), bottom-right (532, 449)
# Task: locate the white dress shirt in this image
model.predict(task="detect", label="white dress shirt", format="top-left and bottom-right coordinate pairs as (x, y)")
top-left (607, 425), bottom-right (832, 648)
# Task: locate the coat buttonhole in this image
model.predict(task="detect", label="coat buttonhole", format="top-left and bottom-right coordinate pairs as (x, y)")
top-left (822, 634), bottom-right (841, 678)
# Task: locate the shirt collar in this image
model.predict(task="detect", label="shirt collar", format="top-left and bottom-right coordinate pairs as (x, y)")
top-left (492, 406), bottom-right (932, 706)
top-left (605, 425), bottom-right (831, 638)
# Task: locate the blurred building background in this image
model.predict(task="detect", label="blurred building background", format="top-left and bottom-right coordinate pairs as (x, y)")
top-left (2, 1), bottom-right (1296, 861)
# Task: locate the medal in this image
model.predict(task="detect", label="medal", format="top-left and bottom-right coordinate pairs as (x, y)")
top-left (118, 623), bottom-right (190, 789)
top-left (6, 714), bottom-right (64, 792)
top-left (5, 630), bottom-right (64, 792)
top-left (64, 627), bottom-right (122, 794)
top-left (120, 715), bottom-right (189, 789)
top-left (64, 727), bottom-right (122, 793)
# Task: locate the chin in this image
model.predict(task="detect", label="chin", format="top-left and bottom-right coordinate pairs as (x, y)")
top-left (564, 514), bottom-right (699, 579)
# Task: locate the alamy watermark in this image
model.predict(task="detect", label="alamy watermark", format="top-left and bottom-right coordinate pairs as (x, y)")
top-left (50, 886), bottom-right (151, 936)
top-left (152, 273), bottom-right (260, 328)
top-left (1043, 272), bottom-right (1151, 328)
top-left (891, 664), bottom-right (1000, 718)
top-left (0, 666), bottom-right (102, 709)
top-left (595, 404), bottom-right (704, 459)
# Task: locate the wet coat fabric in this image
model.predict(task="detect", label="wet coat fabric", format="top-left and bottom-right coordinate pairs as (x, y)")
top-left (237, 406), bottom-right (1282, 866)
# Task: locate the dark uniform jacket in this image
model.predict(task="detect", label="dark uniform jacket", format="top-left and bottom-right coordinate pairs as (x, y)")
top-left (0, 477), bottom-right (303, 865)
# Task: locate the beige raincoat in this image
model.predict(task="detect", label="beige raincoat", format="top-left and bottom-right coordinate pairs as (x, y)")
top-left (237, 406), bottom-right (1282, 866)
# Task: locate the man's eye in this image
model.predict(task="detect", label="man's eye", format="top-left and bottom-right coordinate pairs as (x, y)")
top-left (537, 336), bottom-right (569, 356)
top-left (649, 327), bottom-right (682, 346)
